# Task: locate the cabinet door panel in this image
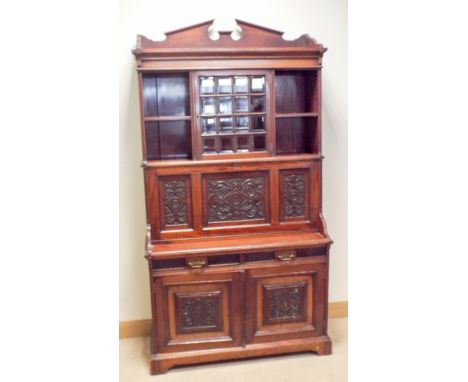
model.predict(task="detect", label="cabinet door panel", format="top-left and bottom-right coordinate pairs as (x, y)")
top-left (245, 261), bottom-right (326, 344)
top-left (154, 270), bottom-right (243, 353)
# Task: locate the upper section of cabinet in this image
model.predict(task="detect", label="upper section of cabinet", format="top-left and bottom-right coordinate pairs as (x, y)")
top-left (132, 19), bottom-right (327, 71)
top-left (134, 21), bottom-right (326, 162)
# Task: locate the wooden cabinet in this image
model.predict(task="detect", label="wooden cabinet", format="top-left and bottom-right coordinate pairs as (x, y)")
top-left (133, 19), bottom-right (332, 375)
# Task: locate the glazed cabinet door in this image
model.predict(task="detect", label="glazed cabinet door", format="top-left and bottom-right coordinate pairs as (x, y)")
top-left (153, 270), bottom-right (244, 353)
top-left (245, 259), bottom-right (327, 344)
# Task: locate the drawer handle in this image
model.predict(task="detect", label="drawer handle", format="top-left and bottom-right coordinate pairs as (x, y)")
top-left (187, 259), bottom-right (206, 269)
top-left (277, 251), bottom-right (295, 261)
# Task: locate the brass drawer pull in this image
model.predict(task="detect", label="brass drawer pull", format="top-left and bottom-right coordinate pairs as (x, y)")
top-left (187, 259), bottom-right (206, 269)
top-left (276, 251), bottom-right (295, 261)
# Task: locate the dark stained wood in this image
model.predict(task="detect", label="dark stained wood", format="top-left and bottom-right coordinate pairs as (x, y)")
top-left (201, 170), bottom-right (270, 227)
top-left (153, 270), bottom-right (244, 353)
top-left (158, 175), bottom-right (192, 230)
top-left (275, 70), bottom-right (317, 114)
top-left (276, 117), bottom-right (317, 155)
top-left (133, 19), bottom-right (326, 52)
top-left (245, 261), bottom-right (326, 344)
top-left (279, 168), bottom-right (310, 222)
top-left (132, 20), bottom-right (331, 375)
top-left (147, 231), bottom-right (330, 258)
top-left (145, 120), bottom-right (192, 160)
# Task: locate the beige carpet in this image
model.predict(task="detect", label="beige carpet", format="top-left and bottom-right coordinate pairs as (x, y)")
top-left (120, 317), bottom-right (347, 381)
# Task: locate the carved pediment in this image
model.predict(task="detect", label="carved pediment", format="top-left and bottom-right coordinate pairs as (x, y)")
top-left (133, 19), bottom-right (326, 56)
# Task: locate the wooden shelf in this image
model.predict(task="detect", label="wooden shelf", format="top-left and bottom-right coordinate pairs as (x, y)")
top-left (142, 153), bottom-right (323, 168)
top-left (144, 115), bottom-right (191, 121)
top-left (200, 92), bottom-right (266, 97)
top-left (275, 112), bottom-right (318, 118)
top-left (148, 231), bottom-right (330, 258)
top-left (202, 131), bottom-right (266, 137)
top-left (200, 112), bottom-right (266, 118)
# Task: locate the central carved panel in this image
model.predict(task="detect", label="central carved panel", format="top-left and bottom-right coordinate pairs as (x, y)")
top-left (207, 176), bottom-right (265, 222)
top-left (175, 291), bottom-right (222, 333)
top-left (263, 282), bottom-right (307, 324)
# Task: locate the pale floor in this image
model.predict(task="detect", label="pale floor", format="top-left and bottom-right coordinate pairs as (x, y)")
top-left (120, 318), bottom-right (347, 382)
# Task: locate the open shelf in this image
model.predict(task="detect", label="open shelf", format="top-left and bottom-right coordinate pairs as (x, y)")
top-left (144, 115), bottom-right (191, 121)
top-left (276, 116), bottom-right (317, 155)
top-left (145, 120), bottom-right (192, 160)
top-left (142, 73), bottom-right (190, 117)
top-left (275, 70), bottom-right (318, 114)
top-left (142, 72), bottom-right (192, 160)
top-left (274, 70), bottom-right (319, 155)
top-left (276, 112), bottom-right (318, 118)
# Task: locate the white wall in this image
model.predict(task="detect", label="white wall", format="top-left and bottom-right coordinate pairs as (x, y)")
top-left (119, 0), bottom-right (347, 321)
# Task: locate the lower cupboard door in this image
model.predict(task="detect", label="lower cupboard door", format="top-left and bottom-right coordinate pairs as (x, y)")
top-left (245, 261), bottom-right (327, 344)
top-left (153, 270), bottom-right (244, 353)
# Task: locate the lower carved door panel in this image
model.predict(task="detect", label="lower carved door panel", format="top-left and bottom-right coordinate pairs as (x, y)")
top-left (245, 261), bottom-right (326, 344)
top-left (153, 270), bottom-right (244, 353)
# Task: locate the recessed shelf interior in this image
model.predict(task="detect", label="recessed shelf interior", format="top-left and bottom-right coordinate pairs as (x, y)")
top-left (143, 73), bottom-right (190, 117)
top-left (142, 72), bottom-right (192, 160)
top-left (274, 70), bottom-right (319, 155)
top-left (145, 120), bottom-right (192, 160)
top-left (275, 70), bottom-right (318, 114)
top-left (276, 117), bottom-right (317, 155)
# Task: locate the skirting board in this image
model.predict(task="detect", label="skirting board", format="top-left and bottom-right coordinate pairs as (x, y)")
top-left (120, 300), bottom-right (348, 339)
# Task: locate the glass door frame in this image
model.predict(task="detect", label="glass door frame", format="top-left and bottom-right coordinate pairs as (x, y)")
top-left (191, 69), bottom-right (274, 160)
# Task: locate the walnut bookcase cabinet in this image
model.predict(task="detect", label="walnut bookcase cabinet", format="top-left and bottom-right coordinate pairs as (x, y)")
top-left (132, 19), bottom-right (332, 375)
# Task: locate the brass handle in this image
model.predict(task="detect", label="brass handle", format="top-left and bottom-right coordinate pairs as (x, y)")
top-left (187, 259), bottom-right (206, 269)
top-left (277, 251), bottom-right (295, 261)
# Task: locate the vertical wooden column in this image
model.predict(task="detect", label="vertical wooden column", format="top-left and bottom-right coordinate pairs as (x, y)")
top-left (191, 173), bottom-right (203, 232)
top-left (270, 168), bottom-right (279, 226)
top-left (310, 160), bottom-right (321, 227)
top-left (149, 169), bottom-right (162, 241)
top-left (267, 70), bottom-right (276, 155)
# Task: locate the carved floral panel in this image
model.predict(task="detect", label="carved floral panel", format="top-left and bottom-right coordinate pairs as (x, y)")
top-left (283, 173), bottom-right (306, 218)
top-left (206, 175), bottom-right (266, 223)
top-left (175, 291), bottom-right (222, 333)
top-left (263, 282), bottom-right (307, 324)
top-left (161, 178), bottom-right (189, 226)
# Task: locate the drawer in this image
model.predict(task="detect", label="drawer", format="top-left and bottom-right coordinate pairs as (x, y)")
top-left (150, 246), bottom-right (327, 272)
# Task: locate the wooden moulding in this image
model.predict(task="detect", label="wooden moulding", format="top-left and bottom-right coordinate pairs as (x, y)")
top-left (132, 20), bottom-right (327, 70)
top-left (142, 154), bottom-right (324, 169)
top-left (150, 336), bottom-right (332, 375)
top-left (146, 231), bottom-right (331, 259)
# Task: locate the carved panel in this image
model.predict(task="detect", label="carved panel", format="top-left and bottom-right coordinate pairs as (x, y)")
top-left (159, 176), bottom-right (192, 229)
top-left (283, 174), bottom-right (305, 217)
top-left (263, 282), bottom-right (307, 324)
top-left (175, 291), bottom-right (222, 334)
top-left (280, 169), bottom-right (309, 222)
top-left (206, 174), bottom-right (266, 223)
